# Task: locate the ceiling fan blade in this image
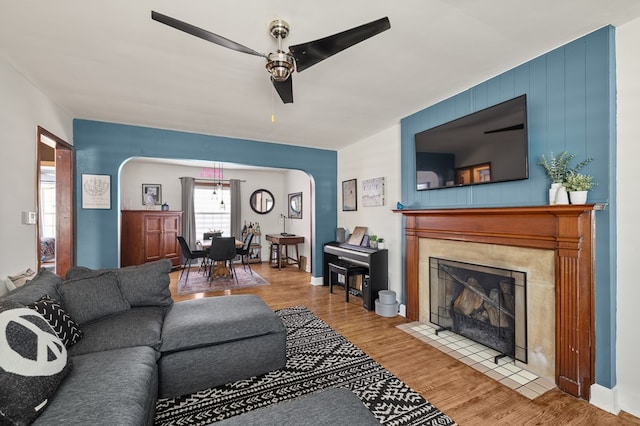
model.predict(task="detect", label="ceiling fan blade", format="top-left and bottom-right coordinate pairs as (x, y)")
top-left (483, 123), bottom-right (525, 134)
top-left (271, 77), bottom-right (293, 104)
top-left (289, 17), bottom-right (390, 72)
top-left (151, 11), bottom-right (266, 58)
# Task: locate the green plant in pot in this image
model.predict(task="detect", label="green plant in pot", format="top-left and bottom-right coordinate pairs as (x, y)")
top-left (564, 172), bottom-right (596, 204)
top-left (538, 151), bottom-right (593, 205)
top-left (369, 235), bottom-right (378, 249)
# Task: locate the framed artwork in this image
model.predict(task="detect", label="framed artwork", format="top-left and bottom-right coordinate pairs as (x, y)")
top-left (342, 179), bottom-right (357, 211)
top-left (142, 184), bottom-right (162, 206)
top-left (82, 174), bottom-right (111, 209)
top-left (362, 177), bottom-right (385, 207)
top-left (348, 226), bottom-right (367, 245)
top-left (288, 192), bottom-right (302, 219)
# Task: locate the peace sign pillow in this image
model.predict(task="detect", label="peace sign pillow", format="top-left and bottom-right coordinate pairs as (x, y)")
top-left (0, 299), bottom-right (72, 425)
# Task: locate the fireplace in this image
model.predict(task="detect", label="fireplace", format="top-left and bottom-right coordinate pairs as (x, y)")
top-left (396, 205), bottom-right (600, 400)
top-left (429, 258), bottom-right (527, 363)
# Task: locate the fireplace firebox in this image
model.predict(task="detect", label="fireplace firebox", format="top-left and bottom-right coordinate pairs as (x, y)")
top-left (429, 258), bottom-right (527, 363)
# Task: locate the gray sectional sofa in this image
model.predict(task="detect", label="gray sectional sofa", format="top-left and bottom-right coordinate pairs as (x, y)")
top-left (0, 260), bottom-right (288, 425)
top-left (0, 259), bottom-right (379, 425)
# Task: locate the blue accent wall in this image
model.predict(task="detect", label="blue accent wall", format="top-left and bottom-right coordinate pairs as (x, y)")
top-left (400, 27), bottom-right (616, 388)
top-left (73, 120), bottom-right (337, 278)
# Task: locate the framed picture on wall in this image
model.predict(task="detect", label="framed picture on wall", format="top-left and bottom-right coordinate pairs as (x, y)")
top-left (342, 179), bottom-right (357, 211)
top-left (288, 192), bottom-right (302, 219)
top-left (142, 184), bottom-right (162, 206)
top-left (81, 174), bottom-right (111, 209)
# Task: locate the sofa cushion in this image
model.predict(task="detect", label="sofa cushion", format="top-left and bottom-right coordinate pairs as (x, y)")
top-left (160, 295), bottom-right (286, 353)
top-left (34, 346), bottom-right (158, 426)
top-left (1, 268), bottom-right (63, 305)
top-left (27, 295), bottom-right (84, 348)
top-left (0, 299), bottom-right (72, 425)
top-left (215, 388), bottom-right (380, 426)
top-left (65, 259), bottom-right (173, 308)
top-left (58, 271), bottom-right (130, 326)
top-left (69, 307), bottom-right (166, 357)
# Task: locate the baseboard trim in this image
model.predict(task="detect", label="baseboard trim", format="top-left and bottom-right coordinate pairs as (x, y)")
top-left (398, 304), bottom-right (406, 317)
top-left (310, 276), bottom-right (324, 286)
top-left (590, 384), bottom-right (620, 414)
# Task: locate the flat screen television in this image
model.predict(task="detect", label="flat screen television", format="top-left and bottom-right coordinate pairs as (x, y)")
top-left (415, 94), bottom-right (528, 191)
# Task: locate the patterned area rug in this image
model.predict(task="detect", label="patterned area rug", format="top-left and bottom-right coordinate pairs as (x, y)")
top-left (176, 265), bottom-right (269, 295)
top-left (154, 306), bottom-right (456, 426)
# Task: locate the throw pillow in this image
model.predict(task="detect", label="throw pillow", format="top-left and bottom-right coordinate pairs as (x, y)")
top-left (3, 268), bottom-right (63, 306)
top-left (6, 268), bottom-right (37, 291)
top-left (65, 259), bottom-right (173, 307)
top-left (27, 295), bottom-right (84, 348)
top-left (0, 299), bottom-right (72, 425)
top-left (0, 277), bottom-right (10, 297)
top-left (58, 271), bottom-right (131, 325)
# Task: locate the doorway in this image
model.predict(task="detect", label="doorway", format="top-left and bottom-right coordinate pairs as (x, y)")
top-left (37, 126), bottom-right (74, 277)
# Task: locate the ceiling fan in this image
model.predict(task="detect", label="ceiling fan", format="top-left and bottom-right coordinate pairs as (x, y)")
top-left (151, 11), bottom-right (390, 104)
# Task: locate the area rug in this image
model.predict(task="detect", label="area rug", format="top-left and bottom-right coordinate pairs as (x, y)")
top-left (176, 265), bottom-right (269, 295)
top-left (154, 306), bottom-right (456, 426)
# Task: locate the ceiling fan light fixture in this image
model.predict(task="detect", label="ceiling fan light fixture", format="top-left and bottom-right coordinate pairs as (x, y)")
top-left (266, 52), bottom-right (295, 81)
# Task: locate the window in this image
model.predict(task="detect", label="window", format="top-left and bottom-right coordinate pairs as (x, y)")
top-left (194, 183), bottom-right (231, 242)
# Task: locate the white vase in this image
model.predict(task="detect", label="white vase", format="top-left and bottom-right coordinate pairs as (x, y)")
top-left (569, 191), bottom-right (588, 204)
top-left (549, 183), bottom-right (569, 205)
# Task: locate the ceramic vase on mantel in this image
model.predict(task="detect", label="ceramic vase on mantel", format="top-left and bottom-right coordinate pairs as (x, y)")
top-left (569, 190), bottom-right (588, 205)
top-left (549, 182), bottom-right (569, 205)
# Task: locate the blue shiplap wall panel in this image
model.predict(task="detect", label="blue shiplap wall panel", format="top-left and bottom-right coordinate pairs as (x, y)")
top-left (400, 26), bottom-right (616, 388)
top-left (73, 120), bottom-right (337, 278)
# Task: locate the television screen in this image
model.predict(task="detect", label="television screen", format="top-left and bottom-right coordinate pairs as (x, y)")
top-left (415, 95), bottom-right (528, 191)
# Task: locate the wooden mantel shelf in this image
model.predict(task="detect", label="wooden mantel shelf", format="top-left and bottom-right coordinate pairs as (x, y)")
top-left (395, 204), bottom-right (603, 400)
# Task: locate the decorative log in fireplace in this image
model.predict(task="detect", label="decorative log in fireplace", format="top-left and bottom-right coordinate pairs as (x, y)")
top-left (396, 204), bottom-right (603, 400)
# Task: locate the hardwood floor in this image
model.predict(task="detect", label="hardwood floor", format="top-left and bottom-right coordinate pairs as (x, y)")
top-left (170, 263), bottom-right (640, 425)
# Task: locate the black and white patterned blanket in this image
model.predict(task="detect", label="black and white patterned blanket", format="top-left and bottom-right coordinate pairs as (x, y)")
top-left (154, 306), bottom-right (456, 425)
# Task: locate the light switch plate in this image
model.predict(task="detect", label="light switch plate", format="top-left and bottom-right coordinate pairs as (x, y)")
top-left (22, 211), bottom-right (37, 225)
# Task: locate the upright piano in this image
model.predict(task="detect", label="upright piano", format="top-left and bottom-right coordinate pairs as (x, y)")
top-left (323, 242), bottom-right (388, 310)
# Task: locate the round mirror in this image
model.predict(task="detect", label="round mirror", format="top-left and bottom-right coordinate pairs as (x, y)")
top-left (250, 189), bottom-right (275, 214)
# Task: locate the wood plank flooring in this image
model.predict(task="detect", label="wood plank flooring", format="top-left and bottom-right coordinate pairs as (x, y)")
top-left (170, 263), bottom-right (640, 425)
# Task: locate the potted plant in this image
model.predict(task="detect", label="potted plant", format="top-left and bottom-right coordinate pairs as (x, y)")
top-left (564, 172), bottom-right (596, 204)
top-left (538, 151), bottom-right (593, 205)
top-left (369, 235), bottom-right (378, 249)
top-left (377, 237), bottom-right (385, 249)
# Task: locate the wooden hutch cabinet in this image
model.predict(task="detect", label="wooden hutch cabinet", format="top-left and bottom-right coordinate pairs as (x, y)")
top-left (121, 210), bottom-right (182, 269)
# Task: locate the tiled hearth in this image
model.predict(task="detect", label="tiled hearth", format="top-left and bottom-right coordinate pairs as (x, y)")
top-left (398, 322), bottom-right (557, 399)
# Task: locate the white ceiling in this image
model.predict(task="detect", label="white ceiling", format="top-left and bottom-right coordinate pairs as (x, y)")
top-left (2, 0), bottom-right (640, 151)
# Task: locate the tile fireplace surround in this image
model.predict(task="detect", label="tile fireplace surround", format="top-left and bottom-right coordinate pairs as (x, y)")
top-left (396, 205), bottom-right (601, 400)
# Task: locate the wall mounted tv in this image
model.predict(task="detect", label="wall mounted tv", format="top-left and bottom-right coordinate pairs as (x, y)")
top-left (415, 94), bottom-right (529, 191)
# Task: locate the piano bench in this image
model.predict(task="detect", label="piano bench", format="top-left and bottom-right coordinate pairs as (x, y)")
top-left (328, 261), bottom-right (367, 302)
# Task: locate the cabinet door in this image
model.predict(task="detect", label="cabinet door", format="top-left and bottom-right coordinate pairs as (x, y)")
top-left (144, 215), bottom-right (164, 262)
top-left (162, 215), bottom-right (180, 262)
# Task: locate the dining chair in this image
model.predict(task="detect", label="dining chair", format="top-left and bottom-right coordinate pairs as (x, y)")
top-left (177, 236), bottom-right (208, 287)
top-left (208, 237), bottom-right (238, 283)
top-left (236, 232), bottom-right (254, 276)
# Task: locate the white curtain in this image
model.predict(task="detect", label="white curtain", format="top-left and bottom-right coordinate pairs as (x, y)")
top-left (180, 177), bottom-right (196, 248)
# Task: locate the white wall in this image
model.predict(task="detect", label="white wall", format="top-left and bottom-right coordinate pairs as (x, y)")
top-left (337, 125), bottom-right (403, 306)
top-left (0, 58), bottom-right (73, 277)
top-left (283, 169), bottom-right (312, 272)
top-left (612, 16), bottom-right (640, 418)
top-left (120, 160), bottom-right (312, 265)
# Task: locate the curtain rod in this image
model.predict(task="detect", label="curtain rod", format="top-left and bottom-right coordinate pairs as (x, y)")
top-left (179, 177), bottom-right (246, 182)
